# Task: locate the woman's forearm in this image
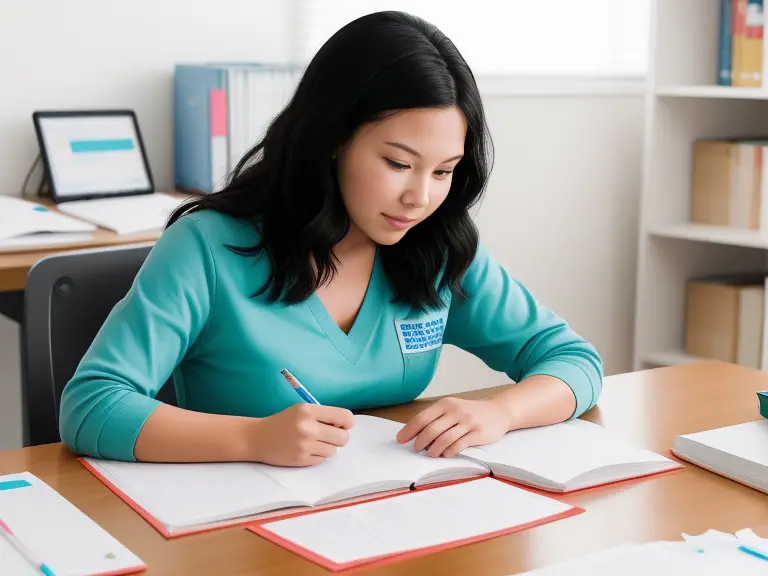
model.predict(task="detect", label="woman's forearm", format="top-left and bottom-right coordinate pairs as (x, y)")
top-left (489, 374), bottom-right (577, 431)
top-left (133, 404), bottom-right (258, 462)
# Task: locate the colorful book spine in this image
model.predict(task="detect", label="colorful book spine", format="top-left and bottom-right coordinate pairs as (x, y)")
top-left (720, 0), bottom-right (733, 85)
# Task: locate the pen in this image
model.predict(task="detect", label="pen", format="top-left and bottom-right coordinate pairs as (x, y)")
top-left (280, 369), bottom-right (321, 405)
top-left (0, 518), bottom-right (57, 576)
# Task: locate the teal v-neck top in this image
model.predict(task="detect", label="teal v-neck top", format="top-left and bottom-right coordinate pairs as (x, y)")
top-left (59, 210), bottom-right (603, 461)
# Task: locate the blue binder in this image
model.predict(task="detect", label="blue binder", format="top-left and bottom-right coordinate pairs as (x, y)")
top-left (173, 64), bottom-right (228, 194)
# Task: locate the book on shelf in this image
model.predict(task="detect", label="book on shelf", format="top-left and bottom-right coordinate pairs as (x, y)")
top-left (173, 62), bottom-right (303, 194)
top-left (684, 273), bottom-right (767, 369)
top-left (718, 0), bottom-right (766, 87)
top-left (79, 415), bottom-right (680, 538)
top-left (690, 138), bottom-right (768, 231)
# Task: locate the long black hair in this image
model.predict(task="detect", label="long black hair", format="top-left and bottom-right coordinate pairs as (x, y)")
top-left (168, 10), bottom-right (493, 310)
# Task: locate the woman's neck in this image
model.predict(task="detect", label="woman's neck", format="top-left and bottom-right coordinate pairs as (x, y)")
top-left (334, 223), bottom-right (376, 264)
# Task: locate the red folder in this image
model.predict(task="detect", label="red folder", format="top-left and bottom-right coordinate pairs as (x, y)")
top-left (247, 476), bottom-right (584, 573)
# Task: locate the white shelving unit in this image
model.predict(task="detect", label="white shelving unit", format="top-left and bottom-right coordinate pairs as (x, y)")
top-left (633, 0), bottom-right (768, 370)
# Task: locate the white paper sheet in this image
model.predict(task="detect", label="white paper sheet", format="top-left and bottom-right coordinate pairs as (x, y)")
top-left (260, 477), bottom-right (574, 565)
top-left (0, 472), bottom-right (144, 575)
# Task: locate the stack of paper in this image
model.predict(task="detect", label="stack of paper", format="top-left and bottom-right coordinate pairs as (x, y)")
top-left (0, 472), bottom-right (145, 575)
top-left (673, 419), bottom-right (768, 494)
top-left (0, 196), bottom-right (95, 252)
top-left (515, 529), bottom-right (768, 575)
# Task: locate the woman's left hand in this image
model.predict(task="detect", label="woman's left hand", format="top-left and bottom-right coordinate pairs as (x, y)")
top-left (395, 397), bottom-right (513, 458)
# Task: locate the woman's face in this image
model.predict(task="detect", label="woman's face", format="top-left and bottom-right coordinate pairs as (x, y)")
top-left (336, 106), bottom-right (467, 246)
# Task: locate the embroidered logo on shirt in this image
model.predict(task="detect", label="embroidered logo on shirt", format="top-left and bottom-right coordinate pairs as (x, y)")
top-left (395, 313), bottom-right (447, 354)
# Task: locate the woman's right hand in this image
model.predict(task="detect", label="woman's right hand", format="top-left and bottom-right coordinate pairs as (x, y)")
top-left (248, 403), bottom-right (356, 466)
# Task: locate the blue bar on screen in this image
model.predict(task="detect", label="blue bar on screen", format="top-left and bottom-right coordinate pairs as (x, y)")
top-left (69, 138), bottom-right (135, 153)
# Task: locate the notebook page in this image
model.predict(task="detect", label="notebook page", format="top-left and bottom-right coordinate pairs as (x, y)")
top-left (681, 420), bottom-right (768, 466)
top-left (262, 415), bottom-right (487, 504)
top-left (85, 458), bottom-right (305, 529)
top-left (260, 477), bottom-right (574, 565)
top-left (0, 472), bottom-right (144, 575)
top-left (0, 196), bottom-right (95, 239)
top-left (461, 419), bottom-right (673, 487)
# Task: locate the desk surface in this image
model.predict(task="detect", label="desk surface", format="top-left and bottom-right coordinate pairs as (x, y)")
top-left (0, 194), bottom-right (188, 292)
top-left (1, 361), bottom-right (767, 575)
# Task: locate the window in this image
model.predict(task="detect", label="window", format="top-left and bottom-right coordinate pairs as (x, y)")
top-left (292, 0), bottom-right (651, 78)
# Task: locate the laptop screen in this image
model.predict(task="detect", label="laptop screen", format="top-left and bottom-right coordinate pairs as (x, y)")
top-left (35, 112), bottom-right (153, 201)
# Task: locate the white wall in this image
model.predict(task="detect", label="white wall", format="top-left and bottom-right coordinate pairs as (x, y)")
top-left (427, 93), bottom-right (644, 397)
top-left (0, 0), bottom-right (292, 449)
top-left (0, 1), bottom-right (645, 447)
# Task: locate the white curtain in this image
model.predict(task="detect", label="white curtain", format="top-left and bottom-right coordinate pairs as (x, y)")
top-left (292, 0), bottom-right (651, 77)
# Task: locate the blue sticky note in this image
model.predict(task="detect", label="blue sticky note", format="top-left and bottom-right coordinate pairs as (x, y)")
top-left (759, 392), bottom-right (768, 419)
top-left (0, 479), bottom-right (32, 491)
top-left (33, 206), bottom-right (48, 212)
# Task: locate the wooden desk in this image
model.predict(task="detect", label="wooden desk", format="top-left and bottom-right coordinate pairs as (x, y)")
top-left (0, 362), bottom-right (766, 575)
top-left (0, 193), bottom-right (191, 324)
top-left (0, 195), bottom-right (189, 294)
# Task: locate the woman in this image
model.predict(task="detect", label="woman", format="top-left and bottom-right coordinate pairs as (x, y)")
top-left (59, 11), bottom-right (603, 465)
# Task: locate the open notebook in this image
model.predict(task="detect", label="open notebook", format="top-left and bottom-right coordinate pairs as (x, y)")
top-left (0, 472), bottom-right (145, 576)
top-left (81, 415), bottom-right (680, 538)
top-left (673, 419), bottom-right (768, 494)
top-left (0, 195), bottom-right (95, 252)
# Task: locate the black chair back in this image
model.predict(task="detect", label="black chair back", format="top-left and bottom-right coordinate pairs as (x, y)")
top-left (21, 243), bottom-right (176, 446)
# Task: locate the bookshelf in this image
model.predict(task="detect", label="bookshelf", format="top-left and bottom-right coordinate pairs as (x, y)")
top-left (633, 0), bottom-right (768, 370)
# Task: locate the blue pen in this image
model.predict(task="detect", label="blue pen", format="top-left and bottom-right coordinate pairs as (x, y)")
top-left (280, 369), bottom-right (321, 405)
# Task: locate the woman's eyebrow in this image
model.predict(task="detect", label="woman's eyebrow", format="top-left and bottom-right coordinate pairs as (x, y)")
top-left (385, 141), bottom-right (463, 163)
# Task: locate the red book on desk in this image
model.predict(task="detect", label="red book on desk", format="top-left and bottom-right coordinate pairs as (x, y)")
top-left (78, 415), bottom-right (681, 539)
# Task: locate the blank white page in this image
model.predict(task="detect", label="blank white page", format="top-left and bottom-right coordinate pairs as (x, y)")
top-left (263, 415), bottom-right (487, 504)
top-left (85, 458), bottom-right (304, 530)
top-left (462, 419), bottom-right (673, 486)
top-left (0, 472), bottom-right (144, 575)
top-left (679, 420), bottom-right (768, 466)
top-left (259, 477), bottom-right (574, 565)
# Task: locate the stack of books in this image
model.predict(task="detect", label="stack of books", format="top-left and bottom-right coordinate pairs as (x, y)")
top-left (689, 138), bottom-right (768, 231)
top-left (684, 273), bottom-right (766, 368)
top-left (718, 0), bottom-right (766, 87)
top-left (173, 62), bottom-right (303, 194)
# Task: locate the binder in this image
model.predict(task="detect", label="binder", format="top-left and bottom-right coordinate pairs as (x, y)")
top-left (173, 63), bottom-right (302, 194)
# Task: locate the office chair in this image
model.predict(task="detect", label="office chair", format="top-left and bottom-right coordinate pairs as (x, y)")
top-left (21, 243), bottom-right (177, 447)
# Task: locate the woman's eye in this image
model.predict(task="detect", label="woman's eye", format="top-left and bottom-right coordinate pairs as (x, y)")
top-left (434, 170), bottom-right (453, 177)
top-left (386, 159), bottom-right (409, 171)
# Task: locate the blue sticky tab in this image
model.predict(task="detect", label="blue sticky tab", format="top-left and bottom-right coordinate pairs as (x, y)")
top-left (0, 479), bottom-right (32, 491)
top-left (33, 206), bottom-right (48, 212)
